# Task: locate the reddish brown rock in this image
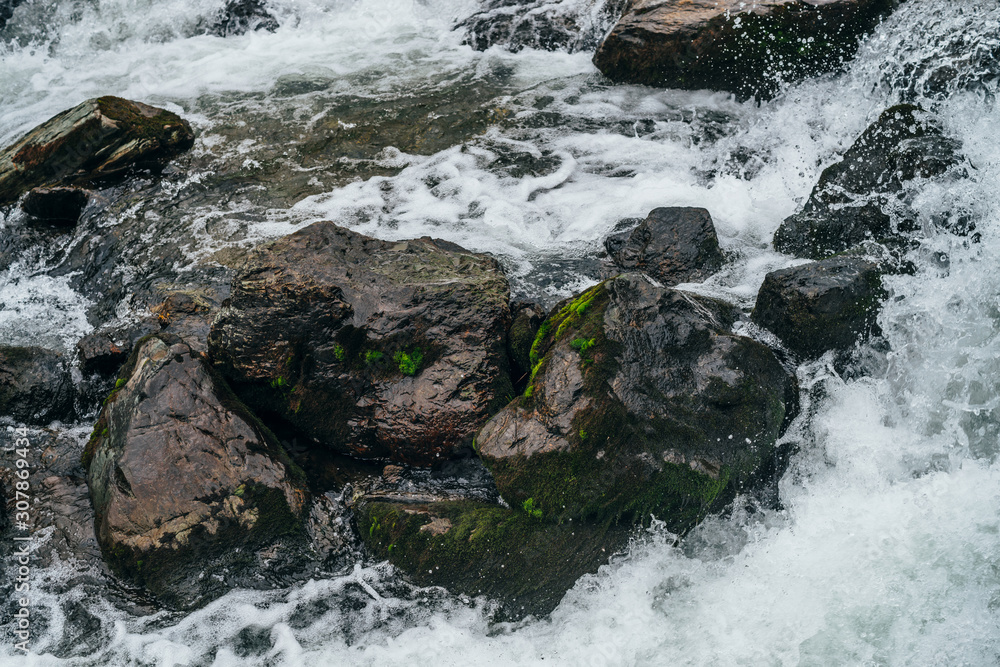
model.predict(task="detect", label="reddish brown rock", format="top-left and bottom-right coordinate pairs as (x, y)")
top-left (84, 334), bottom-right (307, 606)
top-left (208, 222), bottom-right (514, 466)
top-left (0, 96), bottom-right (194, 205)
top-left (593, 0), bottom-right (900, 99)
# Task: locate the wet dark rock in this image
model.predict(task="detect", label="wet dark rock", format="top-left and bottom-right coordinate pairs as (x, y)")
top-left (209, 221), bottom-right (514, 467)
top-left (21, 186), bottom-right (90, 225)
top-left (0, 0), bottom-right (25, 32)
top-left (751, 256), bottom-right (886, 359)
top-left (210, 0), bottom-right (279, 37)
top-left (0, 346), bottom-right (73, 425)
top-left (367, 274), bottom-right (796, 618)
top-left (83, 334), bottom-right (308, 607)
top-left (507, 300), bottom-right (546, 388)
top-left (459, 0), bottom-right (627, 53)
top-left (593, 0), bottom-right (900, 100)
top-left (357, 497), bottom-right (632, 619)
top-left (774, 104), bottom-right (964, 259)
top-left (77, 319), bottom-right (160, 378)
top-left (0, 97), bottom-right (195, 206)
top-left (478, 273), bottom-right (796, 529)
top-left (604, 207), bottom-right (725, 286)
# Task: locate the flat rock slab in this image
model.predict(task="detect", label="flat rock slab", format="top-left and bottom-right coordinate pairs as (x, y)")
top-left (593, 0), bottom-right (899, 99)
top-left (751, 255), bottom-right (885, 358)
top-left (84, 335), bottom-right (307, 607)
top-left (0, 96), bottom-right (194, 206)
top-left (604, 207), bottom-right (724, 286)
top-left (209, 221), bottom-right (513, 466)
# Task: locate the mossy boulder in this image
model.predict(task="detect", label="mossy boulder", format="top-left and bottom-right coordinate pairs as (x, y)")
top-left (604, 207), bottom-right (725, 286)
top-left (477, 273), bottom-right (796, 532)
top-left (593, 0), bottom-right (900, 100)
top-left (506, 300), bottom-right (546, 389)
top-left (0, 96), bottom-right (194, 206)
top-left (208, 221), bottom-right (514, 466)
top-left (774, 104), bottom-right (965, 259)
top-left (84, 334), bottom-right (307, 608)
top-left (0, 345), bottom-right (73, 424)
top-left (356, 498), bottom-right (631, 618)
top-left (752, 256), bottom-right (886, 358)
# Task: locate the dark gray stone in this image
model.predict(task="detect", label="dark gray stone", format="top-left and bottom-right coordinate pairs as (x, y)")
top-left (751, 256), bottom-right (886, 358)
top-left (0, 346), bottom-right (73, 424)
top-left (605, 207), bottom-right (724, 285)
top-left (773, 105), bottom-right (964, 259)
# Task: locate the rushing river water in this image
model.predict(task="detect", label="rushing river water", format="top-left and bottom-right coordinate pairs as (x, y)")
top-left (2, 0), bottom-right (1000, 664)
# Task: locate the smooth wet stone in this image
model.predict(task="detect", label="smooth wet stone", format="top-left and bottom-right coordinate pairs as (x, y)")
top-left (22, 186), bottom-right (90, 225)
top-left (773, 104), bottom-right (964, 259)
top-left (84, 334), bottom-right (308, 607)
top-left (751, 256), bottom-right (886, 358)
top-left (0, 96), bottom-right (194, 205)
top-left (604, 207), bottom-right (725, 286)
top-left (593, 0), bottom-right (900, 99)
top-left (209, 221), bottom-right (513, 467)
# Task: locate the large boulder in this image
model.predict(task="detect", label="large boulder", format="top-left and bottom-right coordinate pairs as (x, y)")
top-left (477, 273), bottom-right (797, 530)
top-left (593, 0), bottom-right (899, 100)
top-left (0, 346), bottom-right (73, 424)
top-left (208, 222), bottom-right (514, 466)
top-left (604, 207), bottom-right (725, 286)
top-left (83, 334), bottom-right (307, 606)
top-left (751, 256), bottom-right (886, 358)
top-left (0, 96), bottom-right (195, 206)
top-left (773, 104), bottom-right (964, 259)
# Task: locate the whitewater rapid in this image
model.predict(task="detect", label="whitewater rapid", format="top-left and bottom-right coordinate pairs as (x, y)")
top-left (2, 0), bottom-right (1000, 664)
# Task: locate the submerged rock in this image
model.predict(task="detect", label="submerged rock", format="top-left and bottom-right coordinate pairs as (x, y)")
top-left (774, 104), bottom-right (964, 259)
top-left (84, 335), bottom-right (308, 607)
top-left (22, 186), bottom-right (90, 225)
top-left (0, 97), bottom-right (195, 206)
top-left (209, 221), bottom-right (514, 467)
top-left (593, 0), bottom-right (899, 99)
top-left (604, 207), bottom-right (725, 286)
top-left (357, 498), bottom-right (631, 618)
top-left (478, 273), bottom-right (796, 529)
top-left (0, 0), bottom-right (25, 32)
top-left (0, 346), bottom-right (73, 425)
top-left (751, 256), bottom-right (886, 358)
top-left (210, 0), bottom-right (279, 37)
top-left (459, 0), bottom-right (627, 53)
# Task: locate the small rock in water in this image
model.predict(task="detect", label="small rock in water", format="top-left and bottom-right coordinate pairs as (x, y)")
top-left (21, 186), bottom-right (90, 226)
top-left (210, 0), bottom-right (279, 37)
top-left (459, 0), bottom-right (627, 53)
top-left (0, 96), bottom-right (195, 206)
top-left (751, 256), bottom-right (886, 359)
top-left (0, 345), bottom-right (73, 425)
top-left (604, 207), bottom-right (725, 286)
top-left (593, 0), bottom-right (900, 100)
top-left (774, 104), bottom-right (965, 259)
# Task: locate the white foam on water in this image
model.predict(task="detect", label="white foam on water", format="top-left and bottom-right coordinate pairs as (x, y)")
top-left (3, 0), bottom-right (1000, 664)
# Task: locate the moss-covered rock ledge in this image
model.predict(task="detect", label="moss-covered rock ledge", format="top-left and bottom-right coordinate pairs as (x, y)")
top-left (84, 333), bottom-right (307, 608)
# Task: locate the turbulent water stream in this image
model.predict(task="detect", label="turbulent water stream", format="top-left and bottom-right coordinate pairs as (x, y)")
top-left (2, 0), bottom-right (1000, 664)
